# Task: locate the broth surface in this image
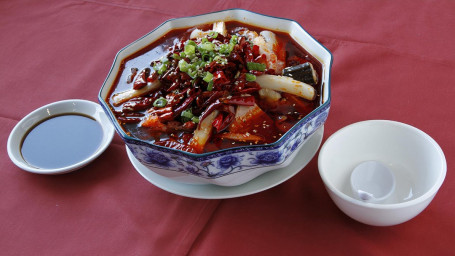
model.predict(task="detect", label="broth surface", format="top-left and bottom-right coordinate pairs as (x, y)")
top-left (107, 21), bottom-right (322, 153)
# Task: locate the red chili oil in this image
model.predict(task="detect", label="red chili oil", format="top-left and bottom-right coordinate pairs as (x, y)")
top-left (106, 21), bottom-right (322, 153)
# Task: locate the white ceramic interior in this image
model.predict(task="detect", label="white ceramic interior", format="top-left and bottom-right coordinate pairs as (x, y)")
top-left (350, 160), bottom-right (396, 203)
top-left (7, 99), bottom-right (115, 175)
top-left (318, 120), bottom-right (446, 226)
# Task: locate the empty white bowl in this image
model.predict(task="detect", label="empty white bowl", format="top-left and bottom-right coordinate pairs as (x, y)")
top-left (318, 120), bottom-right (446, 226)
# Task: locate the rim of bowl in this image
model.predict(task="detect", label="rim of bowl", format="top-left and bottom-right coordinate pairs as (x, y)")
top-left (7, 99), bottom-right (115, 174)
top-left (98, 8), bottom-right (333, 158)
top-left (318, 119), bottom-right (447, 209)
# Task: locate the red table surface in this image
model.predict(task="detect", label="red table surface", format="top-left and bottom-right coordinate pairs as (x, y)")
top-left (1, 0), bottom-right (454, 255)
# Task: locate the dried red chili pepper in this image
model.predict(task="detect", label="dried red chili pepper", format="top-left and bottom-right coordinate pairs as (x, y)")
top-left (172, 92), bottom-right (199, 118)
top-left (133, 68), bottom-right (150, 90)
top-left (212, 113), bottom-right (224, 132)
top-left (221, 95), bottom-right (255, 106)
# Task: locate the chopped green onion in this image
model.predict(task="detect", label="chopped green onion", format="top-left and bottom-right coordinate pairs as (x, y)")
top-left (186, 40), bottom-right (197, 47)
top-left (246, 62), bottom-right (266, 71)
top-left (191, 116), bottom-right (200, 123)
top-left (184, 44), bottom-right (196, 56)
top-left (179, 52), bottom-right (186, 58)
top-left (181, 109), bottom-right (194, 119)
top-left (201, 37), bottom-right (209, 43)
top-left (153, 97), bottom-right (167, 108)
top-left (207, 80), bottom-right (214, 91)
top-left (172, 53), bottom-right (180, 60)
top-left (219, 43), bottom-right (234, 55)
top-left (213, 55), bottom-right (227, 64)
top-left (157, 64), bottom-right (167, 75)
top-left (201, 53), bottom-right (212, 62)
top-left (203, 72), bottom-right (213, 83)
top-left (230, 35), bottom-right (238, 45)
top-left (190, 62), bottom-right (198, 70)
top-left (209, 31), bottom-right (218, 38)
top-left (188, 69), bottom-right (198, 79)
top-left (199, 42), bottom-right (215, 52)
top-left (245, 73), bottom-right (256, 81)
top-left (161, 57), bottom-right (169, 64)
top-left (153, 62), bottom-right (167, 75)
top-left (178, 59), bottom-right (190, 72)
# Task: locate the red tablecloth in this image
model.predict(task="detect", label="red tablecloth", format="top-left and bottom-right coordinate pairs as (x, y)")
top-left (1, 0), bottom-right (454, 255)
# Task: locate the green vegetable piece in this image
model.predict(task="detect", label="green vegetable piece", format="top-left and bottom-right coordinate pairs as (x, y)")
top-left (181, 109), bottom-right (194, 119)
top-left (202, 53), bottom-right (212, 62)
top-left (207, 80), bottom-right (214, 91)
top-left (213, 55), bottom-right (227, 64)
top-left (178, 59), bottom-right (190, 72)
top-left (157, 64), bottom-right (167, 75)
top-left (203, 72), bottom-right (213, 83)
top-left (219, 44), bottom-right (229, 54)
top-left (153, 97), bottom-right (167, 108)
top-left (161, 57), bottom-right (169, 64)
top-left (199, 42), bottom-right (215, 52)
top-left (246, 62), bottom-right (266, 71)
top-left (191, 116), bottom-right (200, 123)
top-left (230, 35), bottom-right (238, 45)
top-left (245, 73), bottom-right (256, 81)
top-left (184, 44), bottom-right (196, 56)
top-left (172, 53), bottom-right (180, 60)
top-left (186, 40), bottom-right (197, 47)
top-left (209, 31), bottom-right (218, 38)
top-left (188, 69), bottom-right (198, 79)
top-left (219, 43), bottom-right (234, 55)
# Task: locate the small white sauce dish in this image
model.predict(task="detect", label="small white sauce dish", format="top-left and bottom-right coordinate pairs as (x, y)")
top-left (318, 120), bottom-right (446, 226)
top-left (7, 99), bottom-right (115, 175)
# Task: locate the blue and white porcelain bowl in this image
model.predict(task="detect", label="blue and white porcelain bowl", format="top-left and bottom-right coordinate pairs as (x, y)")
top-left (98, 9), bottom-right (332, 186)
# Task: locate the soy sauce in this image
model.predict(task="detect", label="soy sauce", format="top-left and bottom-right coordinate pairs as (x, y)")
top-left (20, 114), bottom-right (103, 169)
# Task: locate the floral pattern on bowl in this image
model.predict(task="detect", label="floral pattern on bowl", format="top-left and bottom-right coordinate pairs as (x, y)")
top-left (124, 104), bottom-right (329, 185)
top-left (98, 9), bottom-right (332, 186)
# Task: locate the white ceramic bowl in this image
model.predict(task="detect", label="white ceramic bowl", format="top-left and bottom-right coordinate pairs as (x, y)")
top-left (7, 99), bottom-right (115, 174)
top-left (98, 9), bottom-right (332, 186)
top-left (318, 120), bottom-right (446, 226)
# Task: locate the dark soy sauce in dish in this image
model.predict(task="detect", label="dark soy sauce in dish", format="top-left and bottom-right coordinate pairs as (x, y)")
top-left (20, 114), bottom-right (103, 169)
